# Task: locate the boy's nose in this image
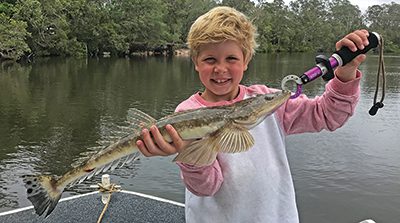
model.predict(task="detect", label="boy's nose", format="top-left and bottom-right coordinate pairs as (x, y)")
top-left (213, 62), bottom-right (228, 73)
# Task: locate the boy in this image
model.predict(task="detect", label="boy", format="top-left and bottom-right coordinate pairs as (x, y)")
top-left (136, 6), bottom-right (369, 223)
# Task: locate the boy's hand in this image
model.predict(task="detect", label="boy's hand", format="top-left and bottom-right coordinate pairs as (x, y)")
top-left (136, 124), bottom-right (190, 157)
top-left (335, 29), bottom-right (369, 82)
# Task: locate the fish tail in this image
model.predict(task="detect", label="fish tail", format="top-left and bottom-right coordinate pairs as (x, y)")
top-left (23, 175), bottom-right (63, 217)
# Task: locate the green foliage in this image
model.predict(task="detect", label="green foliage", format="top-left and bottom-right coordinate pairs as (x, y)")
top-left (163, 0), bottom-right (188, 43)
top-left (0, 13), bottom-right (30, 61)
top-left (0, 2), bottom-right (15, 16)
top-left (366, 3), bottom-right (400, 53)
top-left (220, 0), bottom-right (255, 15)
top-left (13, 0), bottom-right (70, 56)
top-left (112, 0), bottom-right (169, 47)
top-left (65, 0), bottom-right (113, 55)
top-left (253, 0), bottom-right (294, 52)
top-left (2, 0), bottom-right (400, 61)
top-left (180, 0), bottom-right (217, 43)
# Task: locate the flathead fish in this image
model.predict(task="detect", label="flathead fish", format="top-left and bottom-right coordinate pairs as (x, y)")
top-left (23, 90), bottom-right (290, 217)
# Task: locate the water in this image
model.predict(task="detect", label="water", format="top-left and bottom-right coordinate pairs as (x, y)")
top-left (0, 54), bottom-right (399, 222)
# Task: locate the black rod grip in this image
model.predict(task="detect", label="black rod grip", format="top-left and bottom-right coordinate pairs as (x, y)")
top-left (334, 32), bottom-right (380, 66)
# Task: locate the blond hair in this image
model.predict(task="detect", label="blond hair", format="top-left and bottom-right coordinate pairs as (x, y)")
top-left (187, 6), bottom-right (257, 62)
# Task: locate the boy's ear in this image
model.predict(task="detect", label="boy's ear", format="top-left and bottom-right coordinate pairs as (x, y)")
top-left (243, 58), bottom-right (250, 71)
top-left (191, 56), bottom-right (199, 71)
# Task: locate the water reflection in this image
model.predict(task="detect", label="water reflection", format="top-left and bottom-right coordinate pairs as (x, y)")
top-left (0, 54), bottom-right (399, 223)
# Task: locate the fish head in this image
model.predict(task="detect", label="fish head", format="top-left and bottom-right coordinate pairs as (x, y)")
top-left (230, 90), bottom-right (291, 128)
top-left (259, 90), bottom-right (291, 113)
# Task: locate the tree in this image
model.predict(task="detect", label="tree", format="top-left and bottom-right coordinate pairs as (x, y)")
top-left (365, 3), bottom-right (400, 53)
top-left (65, 0), bottom-right (118, 56)
top-left (2, 0), bottom-right (399, 61)
top-left (0, 2), bottom-right (15, 16)
top-left (178, 0), bottom-right (217, 44)
top-left (289, 0), bottom-right (332, 51)
top-left (253, 0), bottom-right (295, 52)
top-left (0, 13), bottom-right (30, 61)
top-left (13, 0), bottom-right (73, 56)
top-left (219, 0), bottom-right (256, 16)
top-left (163, 0), bottom-right (188, 43)
top-left (328, 0), bottom-right (364, 48)
top-left (112, 0), bottom-right (169, 48)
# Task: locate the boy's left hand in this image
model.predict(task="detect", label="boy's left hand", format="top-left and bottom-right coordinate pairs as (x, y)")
top-left (335, 29), bottom-right (369, 82)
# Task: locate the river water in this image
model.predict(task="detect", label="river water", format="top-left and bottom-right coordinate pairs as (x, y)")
top-left (0, 53), bottom-right (399, 222)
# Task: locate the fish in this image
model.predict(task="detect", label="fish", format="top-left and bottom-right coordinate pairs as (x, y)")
top-left (23, 90), bottom-right (291, 217)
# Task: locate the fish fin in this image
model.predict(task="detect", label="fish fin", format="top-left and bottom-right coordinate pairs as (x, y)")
top-left (126, 108), bottom-right (156, 130)
top-left (23, 175), bottom-right (63, 217)
top-left (215, 123), bottom-right (254, 153)
top-left (109, 159), bottom-right (120, 171)
top-left (172, 123), bottom-right (254, 166)
top-left (173, 138), bottom-right (218, 166)
top-left (120, 152), bottom-right (140, 168)
top-left (72, 151), bottom-right (142, 186)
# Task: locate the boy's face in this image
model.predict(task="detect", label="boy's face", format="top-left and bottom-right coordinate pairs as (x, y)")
top-left (193, 40), bottom-right (249, 102)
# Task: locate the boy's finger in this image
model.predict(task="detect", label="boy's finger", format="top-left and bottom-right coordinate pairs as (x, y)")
top-left (352, 54), bottom-right (367, 66)
top-left (354, 29), bottom-right (369, 45)
top-left (149, 126), bottom-right (176, 155)
top-left (336, 38), bottom-right (357, 52)
top-left (346, 33), bottom-right (365, 50)
top-left (336, 30), bottom-right (370, 52)
top-left (351, 32), bottom-right (368, 49)
top-left (136, 140), bottom-right (152, 157)
top-left (165, 124), bottom-right (185, 150)
top-left (142, 128), bottom-right (169, 156)
top-left (343, 54), bottom-right (366, 70)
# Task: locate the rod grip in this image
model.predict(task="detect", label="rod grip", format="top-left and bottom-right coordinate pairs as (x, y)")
top-left (334, 32), bottom-right (380, 66)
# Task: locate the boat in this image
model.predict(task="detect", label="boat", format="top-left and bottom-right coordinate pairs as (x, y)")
top-left (0, 174), bottom-right (377, 223)
top-left (0, 175), bottom-right (184, 223)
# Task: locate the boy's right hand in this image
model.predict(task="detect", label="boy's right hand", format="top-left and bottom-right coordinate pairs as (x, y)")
top-left (136, 124), bottom-right (190, 157)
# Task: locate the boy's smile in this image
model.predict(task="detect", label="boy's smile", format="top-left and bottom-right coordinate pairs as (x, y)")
top-left (193, 40), bottom-right (249, 102)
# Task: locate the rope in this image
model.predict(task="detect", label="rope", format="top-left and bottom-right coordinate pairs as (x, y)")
top-left (369, 35), bottom-right (386, 116)
top-left (96, 184), bottom-right (120, 223)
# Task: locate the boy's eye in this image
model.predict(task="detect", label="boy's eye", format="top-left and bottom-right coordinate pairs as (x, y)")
top-left (203, 57), bottom-right (216, 63)
top-left (227, 56), bottom-right (238, 61)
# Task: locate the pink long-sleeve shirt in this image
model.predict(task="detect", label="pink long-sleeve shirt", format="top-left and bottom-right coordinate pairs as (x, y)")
top-left (175, 71), bottom-right (361, 223)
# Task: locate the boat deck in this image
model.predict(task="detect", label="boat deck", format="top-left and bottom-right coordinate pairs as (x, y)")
top-left (0, 189), bottom-right (377, 223)
top-left (0, 190), bottom-right (185, 223)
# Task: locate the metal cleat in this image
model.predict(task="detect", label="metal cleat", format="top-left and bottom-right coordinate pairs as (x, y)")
top-left (90, 174), bottom-right (121, 204)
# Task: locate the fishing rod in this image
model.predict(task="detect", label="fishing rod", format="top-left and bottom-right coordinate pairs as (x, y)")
top-left (281, 31), bottom-right (385, 116)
